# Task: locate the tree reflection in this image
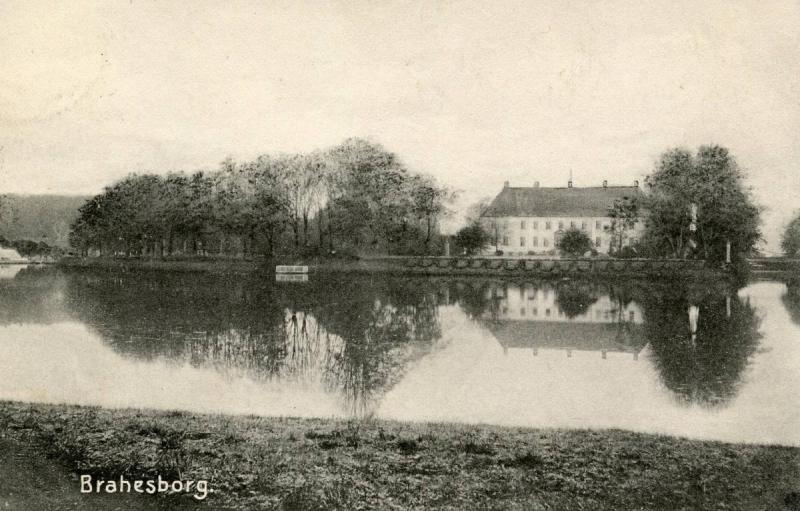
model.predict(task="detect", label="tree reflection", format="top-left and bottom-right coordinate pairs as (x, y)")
top-left (554, 281), bottom-right (600, 319)
top-left (61, 271), bottom-right (444, 417)
top-left (783, 279), bottom-right (800, 326)
top-left (0, 266), bottom-right (71, 324)
top-left (639, 283), bottom-right (761, 407)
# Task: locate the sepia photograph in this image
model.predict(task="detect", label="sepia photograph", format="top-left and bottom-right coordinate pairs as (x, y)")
top-left (1, 1), bottom-right (799, 509)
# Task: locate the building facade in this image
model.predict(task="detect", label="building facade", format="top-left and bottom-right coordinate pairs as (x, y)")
top-left (480, 180), bottom-right (645, 256)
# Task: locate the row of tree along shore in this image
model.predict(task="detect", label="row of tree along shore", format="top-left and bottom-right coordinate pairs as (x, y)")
top-left (69, 138), bottom-right (452, 260)
top-left (67, 140), bottom-right (791, 267)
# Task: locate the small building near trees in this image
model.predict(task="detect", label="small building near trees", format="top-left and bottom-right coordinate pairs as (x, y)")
top-left (480, 179), bottom-right (645, 256)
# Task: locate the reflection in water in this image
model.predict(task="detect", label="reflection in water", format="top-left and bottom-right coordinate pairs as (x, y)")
top-left (0, 268), bottom-right (798, 444)
top-left (0, 264), bottom-right (26, 280)
top-left (640, 285), bottom-right (761, 407)
top-left (60, 271), bottom-right (444, 417)
top-left (464, 280), bottom-right (646, 358)
top-left (784, 279), bottom-right (800, 326)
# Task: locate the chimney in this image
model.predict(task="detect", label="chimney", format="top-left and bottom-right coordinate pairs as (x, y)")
top-left (602, 180), bottom-right (608, 188)
top-left (634, 179), bottom-right (639, 188)
top-left (534, 181), bottom-right (539, 188)
top-left (503, 180), bottom-right (509, 188)
top-left (567, 179), bottom-right (573, 188)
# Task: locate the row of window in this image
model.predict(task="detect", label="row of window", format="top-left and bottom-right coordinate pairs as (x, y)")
top-left (503, 236), bottom-right (603, 247)
top-left (501, 307), bottom-right (636, 321)
top-left (518, 219), bottom-right (605, 231)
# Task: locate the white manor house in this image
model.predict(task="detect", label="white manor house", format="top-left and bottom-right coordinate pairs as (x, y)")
top-left (480, 179), bottom-right (645, 256)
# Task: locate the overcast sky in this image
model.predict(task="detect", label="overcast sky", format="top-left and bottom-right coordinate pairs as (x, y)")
top-left (1, 0), bottom-right (798, 252)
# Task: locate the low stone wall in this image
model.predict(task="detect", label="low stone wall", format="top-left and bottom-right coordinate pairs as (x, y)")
top-left (58, 255), bottom-right (726, 279)
top-left (355, 256), bottom-right (717, 278)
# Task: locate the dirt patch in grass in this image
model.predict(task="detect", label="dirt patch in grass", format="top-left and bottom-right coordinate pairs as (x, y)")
top-left (2, 401), bottom-right (799, 510)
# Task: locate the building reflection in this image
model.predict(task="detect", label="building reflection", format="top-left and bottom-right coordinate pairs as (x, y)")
top-left (471, 281), bottom-right (647, 359)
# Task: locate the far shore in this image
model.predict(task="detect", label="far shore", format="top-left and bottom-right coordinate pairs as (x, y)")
top-left (1, 400), bottom-right (798, 510)
top-left (53, 255), bottom-right (748, 281)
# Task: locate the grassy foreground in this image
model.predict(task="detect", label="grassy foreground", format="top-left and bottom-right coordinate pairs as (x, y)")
top-left (1, 401), bottom-right (799, 510)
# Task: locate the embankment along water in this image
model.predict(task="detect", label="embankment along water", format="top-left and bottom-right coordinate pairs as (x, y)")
top-left (58, 255), bottom-right (733, 280)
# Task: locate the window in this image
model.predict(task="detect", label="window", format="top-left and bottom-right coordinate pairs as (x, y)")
top-left (533, 221), bottom-right (538, 229)
top-left (520, 307), bottom-right (526, 316)
top-left (543, 239), bottom-right (549, 247)
top-left (581, 221), bottom-right (587, 230)
top-left (545, 221), bottom-right (551, 230)
top-left (533, 237), bottom-right (538, 247)
top-left (520, 236), bottom-right (526, 247)
top-left (629, 311), bottom-right (636, 321)
top-left (532, 307), bottom-right (538, 315)
top-left (596, 220), bottom-right (601, 229)
top-left (521, 220), bottom-right (526, 229)
top-left (558, 221), bottom-right (564, 230)
top-left (570, 221), bottom-right (576, 228)
top-left (595, 237), bottom-right (601, 247)
top-left (502, 236), bottom-right (509, 246)
top-left (545, 308), bottom-right (551, 317)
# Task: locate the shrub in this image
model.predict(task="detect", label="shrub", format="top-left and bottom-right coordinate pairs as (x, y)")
top-left (454, 223), bottom-right (492, 256)
top-left (614, 246), bottom-right (638, 259)
top-left (558, 227), bottom-right (592, 257)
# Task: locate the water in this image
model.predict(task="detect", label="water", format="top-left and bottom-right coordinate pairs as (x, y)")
top-left (1, 266), bottom-right (798, 445)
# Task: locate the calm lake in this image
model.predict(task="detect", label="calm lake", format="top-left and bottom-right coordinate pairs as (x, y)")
top-left (1, 265), bottom-right (798, 445)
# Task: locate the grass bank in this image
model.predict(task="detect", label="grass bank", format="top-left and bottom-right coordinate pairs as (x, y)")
top-left (2, 401), bottom-right (798, 510)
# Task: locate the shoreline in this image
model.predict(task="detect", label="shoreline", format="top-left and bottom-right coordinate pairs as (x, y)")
top-left (2, 400), bottom-right (798, 510)
top-left (55, 255), bottom-right (738, 280)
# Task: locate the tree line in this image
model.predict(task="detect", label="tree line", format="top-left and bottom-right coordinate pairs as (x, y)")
top-left (69, 138), bottom-right (452, 258)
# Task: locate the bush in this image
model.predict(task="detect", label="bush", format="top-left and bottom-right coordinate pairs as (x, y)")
top-left (558, 227), bottom-right (592, 257)
top-left (454, 223), bottom-right (491, 256)
top-left (614, 246), bottom-right (638, 259)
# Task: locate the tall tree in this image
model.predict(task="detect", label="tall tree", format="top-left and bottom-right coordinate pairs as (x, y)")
top-left (605, 196), bottom-right (639, 254)
top-left (781, 212), bottom-right (800, 257)
top-left (643, 146), bottom-right (761, 263)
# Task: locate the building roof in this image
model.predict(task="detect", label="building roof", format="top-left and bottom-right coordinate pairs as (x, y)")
top-left (482, 185), bottom-right (643, 218)
top-left (482, 319), bottom-right (647, 353)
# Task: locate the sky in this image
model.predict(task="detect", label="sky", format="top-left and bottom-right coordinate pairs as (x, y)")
top-left (1, 0), bottom-right (798, 252)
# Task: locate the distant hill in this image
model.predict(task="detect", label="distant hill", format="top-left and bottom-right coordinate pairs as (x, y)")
top-left (0, 195), bottom-right (89, 247)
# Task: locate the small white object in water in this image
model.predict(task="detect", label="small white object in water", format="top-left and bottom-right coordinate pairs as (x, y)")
top-left (275, 265), bottom-right (308, 274)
